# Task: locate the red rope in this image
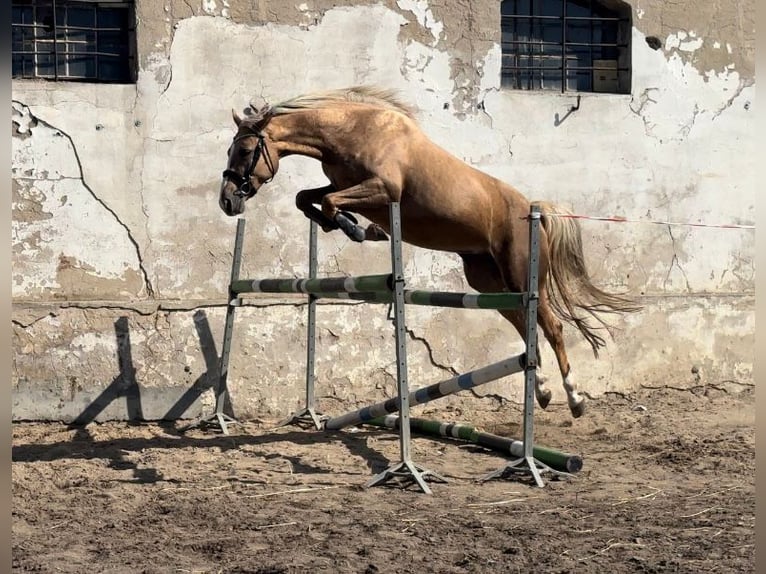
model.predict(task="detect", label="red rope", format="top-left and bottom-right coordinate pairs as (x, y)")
top-left (547, 213), bottom-right (755, 230)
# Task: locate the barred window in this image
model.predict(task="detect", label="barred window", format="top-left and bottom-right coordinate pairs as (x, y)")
top-left (12, 0), bottom-right (136, 83)
top-left (501, 0), bottom-right (631, 93)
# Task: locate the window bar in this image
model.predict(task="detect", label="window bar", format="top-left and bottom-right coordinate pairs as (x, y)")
top-left (514, 0), bottom-right (520, 89)
top-left (63, 4), bottom-right (69, 79)
top-left (560, 0), bottom-right (567, 93)
top-left (589, 0), bottom-right (594, 91)
top-left (503, 39), bottom-right (622, 48)
top-left (95, 6), bottom-right (100, 80)
top-left (513, 0), bottom-right (524, 90)
top-left (33, 5), bottom-right (39, 78)
top-left (501, 14), bottom-right (621, 21)
top-left (517, 42), bottom-right (623, 50)
top-left (52, 0), bottom-right (59, 80)
top-left (528, 0), bottom-right (535, 90)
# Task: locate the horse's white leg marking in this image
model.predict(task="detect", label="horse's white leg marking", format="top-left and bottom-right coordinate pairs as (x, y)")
top-left (563, 370), bottom-right (586, 417)
top-left (535, 372), bottom-right (552, 409)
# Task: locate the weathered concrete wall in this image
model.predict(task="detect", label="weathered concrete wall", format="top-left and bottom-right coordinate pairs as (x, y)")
top-left (12, 0), bottom-right (755, 422)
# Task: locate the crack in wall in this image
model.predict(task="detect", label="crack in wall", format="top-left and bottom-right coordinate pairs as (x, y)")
top-left (12, 288), bottom-right (752, 317)
top-left (135, 145), bottom-right (154, 294)
top-left (403, 326), bottom-right (458, 377)
top-left (12, 100), bottom-right (156, 298)
top-left (160, 63), bottom-right (174, 96)
top-left (629, 87), bottom-right (659, 137)
top-left (478, 87), bottom-right (500, 130)
top-left (10, 299), bottom-right (314, 334)
top-left (711, 78), bottom-right (749, 120)
top-left (678, 103), bottom-right (700, 138)
top-left (630, 77), bottom-right (752, 142)
top-left (181, 0), bottom-right (195, 18)
top-left (663, 226), bottom-right (691, 292)
top-left (12, 313), bottom-right (57, 329)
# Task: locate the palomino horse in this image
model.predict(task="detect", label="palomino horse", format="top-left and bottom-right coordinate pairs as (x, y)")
top-left (219, 86), bottom-right (639, 418)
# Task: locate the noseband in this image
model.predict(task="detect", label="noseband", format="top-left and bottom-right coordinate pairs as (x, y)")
top-left (222, 132), bottom-right (276, 198)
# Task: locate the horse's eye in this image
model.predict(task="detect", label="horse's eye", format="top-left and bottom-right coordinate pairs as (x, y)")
top-left (238, 147), bottom-right (251, 157)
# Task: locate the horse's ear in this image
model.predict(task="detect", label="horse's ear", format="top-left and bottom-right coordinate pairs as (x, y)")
top-left (249, 96), bottom-right (269, 114)
top-left (232, 108), bottom-right (242, 127)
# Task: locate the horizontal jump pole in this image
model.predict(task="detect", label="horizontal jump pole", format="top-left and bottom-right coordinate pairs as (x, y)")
top-left (316, 290), bottom-right (526, 310)
top-left (366, 415), bottom-right (583, 474)
top-left (324, 354), bottom-right (525, 431)
top-left (230, 277), bottom-right (525, 310)
top-left (231, 274), bottom-right (393, 295)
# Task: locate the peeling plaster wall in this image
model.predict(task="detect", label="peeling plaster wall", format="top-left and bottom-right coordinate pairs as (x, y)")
top-left (12, 0), bottom-right (754, 422)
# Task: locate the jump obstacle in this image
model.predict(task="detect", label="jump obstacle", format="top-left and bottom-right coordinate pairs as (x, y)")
top-left (186, 202), bottom-right (576, 493)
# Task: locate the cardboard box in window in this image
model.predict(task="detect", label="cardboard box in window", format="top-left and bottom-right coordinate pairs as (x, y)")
top-left (592, 59), bottom-right (618, 93)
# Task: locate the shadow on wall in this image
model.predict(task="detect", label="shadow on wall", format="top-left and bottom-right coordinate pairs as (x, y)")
top-left (67, 310), bottom-right (234, 428)
top-left (16, 311), bottom-right (390, 481)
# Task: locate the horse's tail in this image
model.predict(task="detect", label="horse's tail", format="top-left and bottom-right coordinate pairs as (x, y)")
top-left (532, 200), bottom-right (642, 357)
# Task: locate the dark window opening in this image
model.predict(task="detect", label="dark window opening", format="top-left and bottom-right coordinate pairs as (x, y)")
top-left (501, 0), bottom-right (632, 94)
top-left (12, 0), bottom-right (136, 83)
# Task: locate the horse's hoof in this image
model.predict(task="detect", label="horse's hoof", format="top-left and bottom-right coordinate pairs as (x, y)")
top-left (348, 227), bottom-right (366, 242)
top-left (569, 400), bottom-right (586, 419)
top-left (365, 224), bottom-right (389, 241)
top-left (536, 389), bottom-right (552, 410)
top-left (335, 212), bottom-right (365, 242)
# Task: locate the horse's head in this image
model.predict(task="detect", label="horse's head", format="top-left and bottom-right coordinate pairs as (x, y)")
top-left (219, 108), bottom-right (279, 216)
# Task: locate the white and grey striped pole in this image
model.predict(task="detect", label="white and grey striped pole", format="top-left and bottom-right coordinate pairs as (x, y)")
top-left (324, 354), bottom-right (525, 431)
top-left (230, 274), bottom-right (393, 296)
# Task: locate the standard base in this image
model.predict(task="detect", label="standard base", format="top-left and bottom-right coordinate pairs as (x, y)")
top-left (179, 412), bottom-right (239, 435)
top-left (480, 455), bottom-right (572, 488)
top-left (366, 460), bottom-right (448, 495)
top-left (275, 407), bottom-right (326, 430)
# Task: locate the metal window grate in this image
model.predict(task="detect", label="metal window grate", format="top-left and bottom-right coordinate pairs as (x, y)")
top-left (12, 0), bottom-right (136, 83)
top-left (501, 0), bottom-right (631, 94)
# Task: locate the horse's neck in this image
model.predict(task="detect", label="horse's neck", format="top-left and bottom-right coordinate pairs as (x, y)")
top-left (268, 110), bottom-right (343, 160)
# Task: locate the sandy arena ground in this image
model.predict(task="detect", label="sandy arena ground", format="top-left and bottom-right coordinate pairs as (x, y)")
top-left (12, 385), bottom-right (754, 573)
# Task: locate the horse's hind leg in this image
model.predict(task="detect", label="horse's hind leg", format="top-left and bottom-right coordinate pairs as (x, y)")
top-left (536, 292), bottom-right (586, 417)
top-left (460, 254), bottom-right (553, 410)
top-left (491, 235), bottom-right (585, 418)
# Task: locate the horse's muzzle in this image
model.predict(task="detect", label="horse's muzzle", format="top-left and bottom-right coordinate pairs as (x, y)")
top-left (219, 185), bottom-right (246, 216)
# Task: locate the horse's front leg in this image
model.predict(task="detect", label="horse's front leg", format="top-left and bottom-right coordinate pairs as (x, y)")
top-left (296, 185), bottom-right (385, 240)
top-left (296, 185), bottom-right (339, 232)
top-left (321, 178), bottom-right (392, 242)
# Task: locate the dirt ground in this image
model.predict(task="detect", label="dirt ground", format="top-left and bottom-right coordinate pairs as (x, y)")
top-left (12, 385), bottom-right (754, 574)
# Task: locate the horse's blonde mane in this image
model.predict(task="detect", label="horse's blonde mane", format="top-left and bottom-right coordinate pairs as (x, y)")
top-left (263, 86), bottom-right (418, 121)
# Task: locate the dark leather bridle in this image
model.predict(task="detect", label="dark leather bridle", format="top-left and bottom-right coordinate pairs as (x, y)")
top-left (222, 132), bottom-right (276, 198)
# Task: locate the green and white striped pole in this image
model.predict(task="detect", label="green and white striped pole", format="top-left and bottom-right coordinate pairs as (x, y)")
top-left (231, 281), bottom-right (525, 311)
top-left (365, 415), bottom-right (583, 474)
top-left (315, 290), bottom-right (525, 310)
